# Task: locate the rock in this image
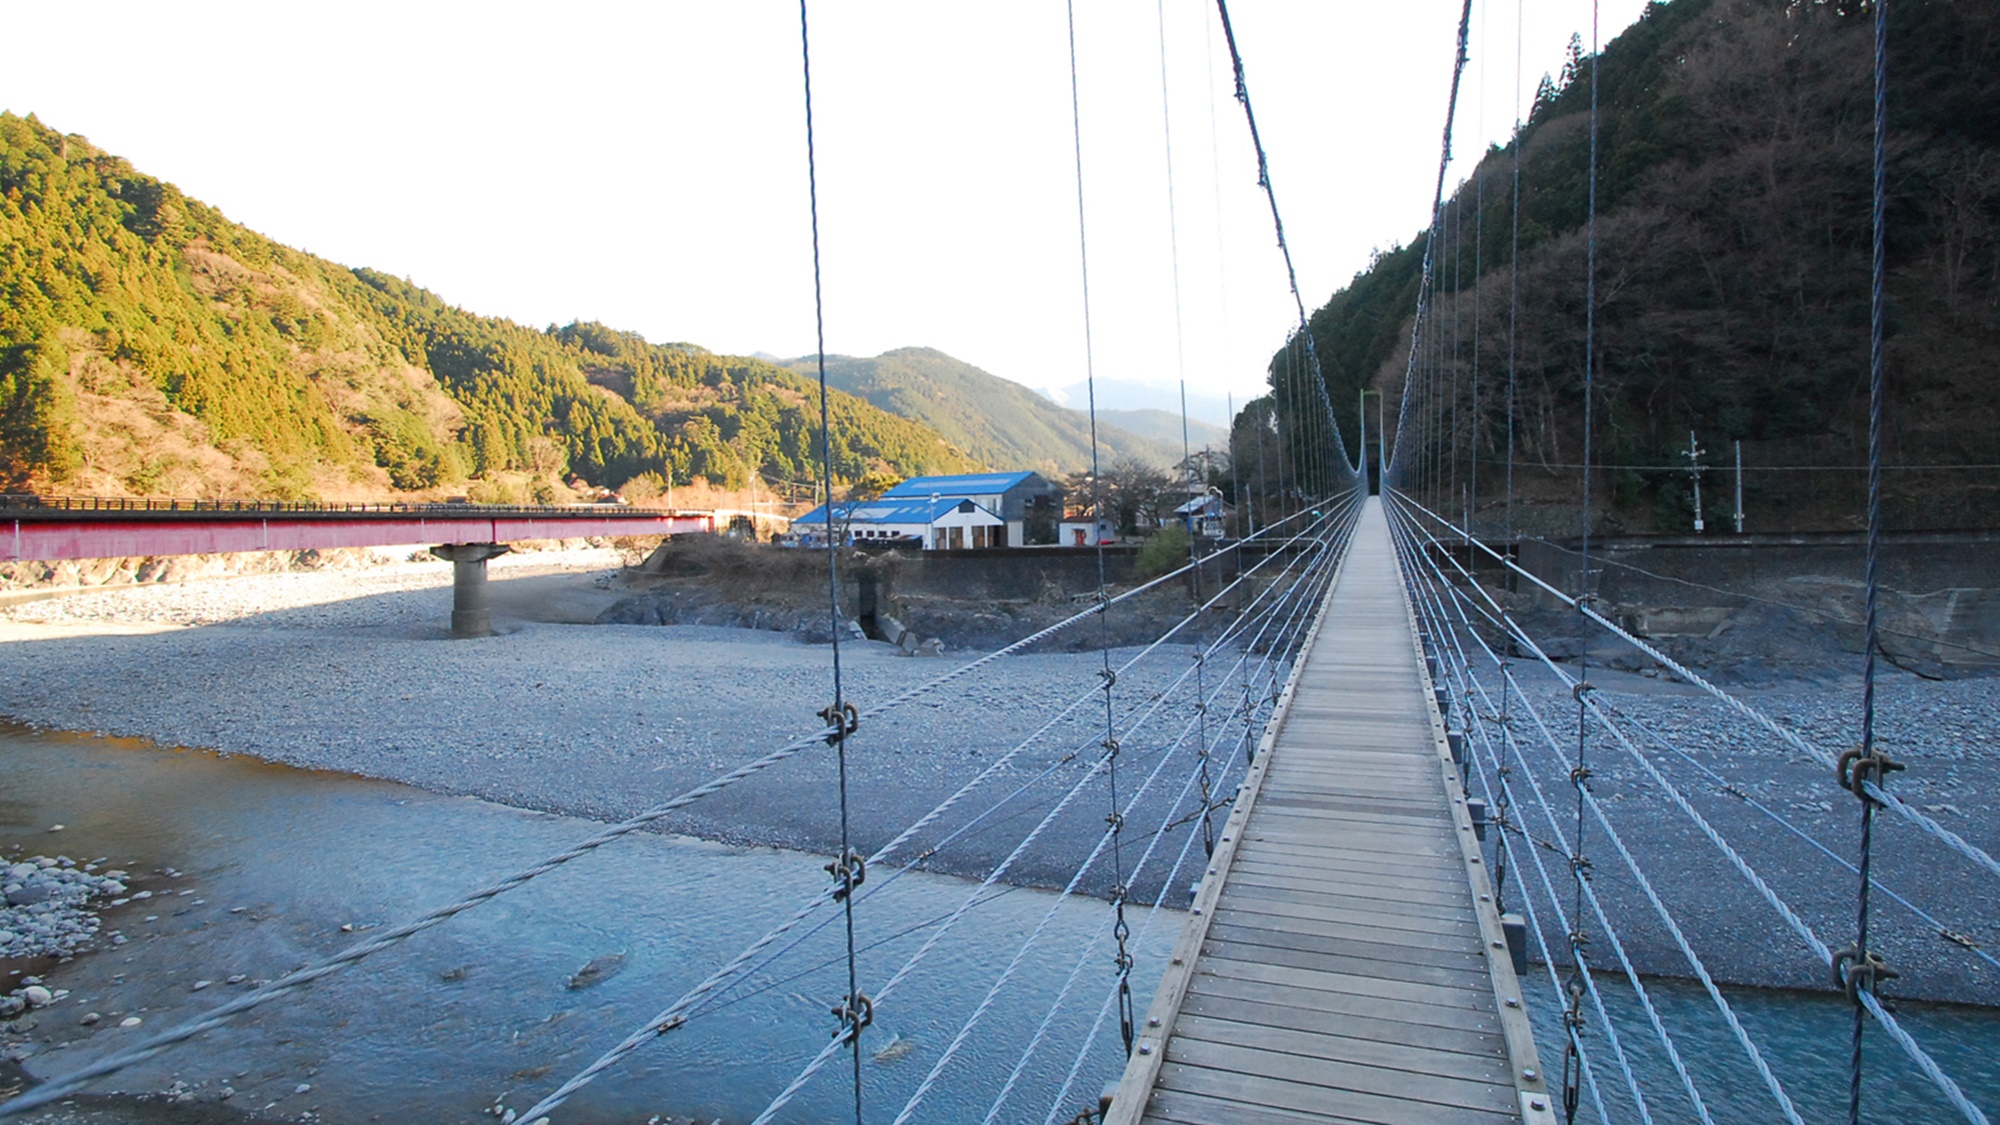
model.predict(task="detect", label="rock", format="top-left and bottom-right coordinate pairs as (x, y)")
top-left (566, 952), bottom-right (627, 990)
top-left (79, 1011), bottom-right (100, 1026)
top-left (6, 881), bottom-right (55, 906)
top-left (21, 986), bottom-right (52, 1008)
top-left (192, 979), bottom-right (212, 991)
top-left (295, 1083), bottom-right (313, 1094)
top-left (119, 1015), bottom-right (143, 1028)
top-left (46, 825), bottom-right (62, 833)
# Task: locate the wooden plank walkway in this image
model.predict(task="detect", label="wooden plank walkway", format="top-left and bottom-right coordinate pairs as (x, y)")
top-left (1109, 497), bottom-right (1555, 1125)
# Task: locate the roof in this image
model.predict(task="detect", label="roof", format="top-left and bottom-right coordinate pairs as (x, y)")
top-left (881, 471), bottom-right (1043, 498)
top-left (792, 497), bottom-right (1000, 526)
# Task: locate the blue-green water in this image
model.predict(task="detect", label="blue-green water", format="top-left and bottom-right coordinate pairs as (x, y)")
top-left (0, 725), bottom-right (1178, 1123)
top-left (1520, 960), bottom-right (2000, 1123)
top-left (5, 722), bottom-right (1997, 1123)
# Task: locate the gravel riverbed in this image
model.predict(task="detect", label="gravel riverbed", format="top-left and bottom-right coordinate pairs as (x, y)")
top-left (2, 553), bottom-right (1997, 1007)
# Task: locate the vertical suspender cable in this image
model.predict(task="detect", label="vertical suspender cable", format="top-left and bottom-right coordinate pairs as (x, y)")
top-left (1064, 0), bottom-right (1137, 1059)
top-left (1850, 0), bottom-right (1892, 1120)
top-left (1384, 0), bottom-right (1474, 495)
top-left (1471, 0), bottom-right (1485, 539)
top-left (797, 5), bottom-right (865, 1119)
top-left (1562, 4), bottom-right (1603, 1122)
top-left (1506, 0), bottom-right (1522, 546)
top-left (1154, 0), bottom-right (1218, 858)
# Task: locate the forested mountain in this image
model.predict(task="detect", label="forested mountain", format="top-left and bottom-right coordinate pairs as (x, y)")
top-left (0, 112), bottom-right (974, 500)
top-left (781, 347), bottom-right (1186, 474)
top-left (1268, 0), bottom-right (2000, 532)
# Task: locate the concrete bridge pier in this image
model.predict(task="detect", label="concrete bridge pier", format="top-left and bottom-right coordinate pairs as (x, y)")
top-left (430, 542), bottom-right (512, 638)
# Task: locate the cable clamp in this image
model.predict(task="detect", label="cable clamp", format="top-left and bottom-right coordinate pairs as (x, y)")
top-left (1567, 928), bottom-right (1592, 953)
top-left (1837, 746), bottom-right (1904, 805)
top-left (818, 701), bottom-right (859, 744)
top-left (824, 849), bottom-right (866, 902)
top-left (653, 1015), bottom-right (686, 1037)
top-left (1570, 854), bottom-right (1593, 879)
top-left (831, 992), bottom-right (874, 1041)
top-left (1831, 944), bottom-right (1897, 1000)
top-left (1570, 764), bottom-right (1593, 786)
top-left (1571, 681), bottom-right (1595, 701)
top-left (1105, 810), bottom-right (1125, 832)
top-left (1098, 668), bottom-right (1118, 689)
top-left (1101, 736), bottom-right (1121, 757)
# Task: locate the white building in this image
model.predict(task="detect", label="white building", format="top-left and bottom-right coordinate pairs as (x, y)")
top-left (791, 496), bottom-right (1007, 550)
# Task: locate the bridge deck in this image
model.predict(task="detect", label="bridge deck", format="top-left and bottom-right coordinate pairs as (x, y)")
top-left (1112, 498), bottom-right (1551, 1125)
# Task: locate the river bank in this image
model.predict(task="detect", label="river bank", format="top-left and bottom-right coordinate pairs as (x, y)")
top-left (3, 556), bottom-right (1996, 1005)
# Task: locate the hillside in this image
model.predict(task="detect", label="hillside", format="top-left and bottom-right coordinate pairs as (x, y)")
top-left (0, 113), bottom-right (975, 501)
top-left (781, 347), bottom-right (1186, 475)
top-left (1270, 0), bottom-right (2000, 533)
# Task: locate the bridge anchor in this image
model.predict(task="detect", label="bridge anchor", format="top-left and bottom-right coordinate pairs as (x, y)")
top-left (430, 542), bottom-right (511, 638)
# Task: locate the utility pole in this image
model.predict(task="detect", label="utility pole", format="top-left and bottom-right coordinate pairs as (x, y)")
top-left (1733, 440), bottom-right (1744, 534)
top-left (1685, 430), bottom-right (1706, 533)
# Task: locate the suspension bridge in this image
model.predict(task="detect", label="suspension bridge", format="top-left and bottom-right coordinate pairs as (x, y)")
top-left (4, 0), bottom-right (1995, 1121)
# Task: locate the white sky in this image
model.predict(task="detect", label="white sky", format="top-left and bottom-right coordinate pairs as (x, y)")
top-left (1, 0), bottom-right (1653, 407)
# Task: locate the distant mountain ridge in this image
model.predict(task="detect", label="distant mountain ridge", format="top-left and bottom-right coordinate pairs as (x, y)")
top-left (1036, 379), bottom-right (1234, 427)
top-left (1094, 408), bottom-right (1228, 453)
top-left (780, 347), bottom-right (1187, 474)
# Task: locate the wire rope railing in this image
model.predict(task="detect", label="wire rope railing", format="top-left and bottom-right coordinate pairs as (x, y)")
top-left (508, 503), bottom-right (1358, 1120)
top-left (1386, 493), bottom-right (1994, 1124)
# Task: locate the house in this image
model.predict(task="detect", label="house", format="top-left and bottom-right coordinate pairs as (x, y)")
top-left (1174, 491), bottom-right (1232, 539)
top-left (790, 496), bottom-right (1007, 550)
top-left (1057, 515), bottom-right (1119, 547)
top-left (879, 471), bottom-right (1060, 547)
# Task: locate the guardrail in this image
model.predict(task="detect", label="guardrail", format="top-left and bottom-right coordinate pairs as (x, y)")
top-left (0, 494), bottom-right (689, 518)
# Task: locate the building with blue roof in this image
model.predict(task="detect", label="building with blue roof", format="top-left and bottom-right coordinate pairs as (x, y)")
top-left (790, 495), bottom-right (1007, 550)
top-left (880, 471), bottom-right (1060, 546)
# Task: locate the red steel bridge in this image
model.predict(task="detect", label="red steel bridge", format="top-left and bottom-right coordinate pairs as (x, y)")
top-left (1, 494), bottom-right (715, 636)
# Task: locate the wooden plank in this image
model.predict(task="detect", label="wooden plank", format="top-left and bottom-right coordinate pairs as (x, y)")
top-left (1200, 938), bottom-right (1492, 992)
top-left (1204, 921), bottom-right (1488, 972)
top-left (1197, 908), bottom-right (1485, 954)
top-left (1180, 992), bottom-right (1505, 1058)
top-left (1214, 892), bottom-right (1482, 936)
top-left (1142, 1087), bottom-right (1375, 1125)
top-left (1164, 1037), bottom-right (1517, 1115)
top-left (1107, 499), bottom-right (1550, 1125)
top-left (1186, 975), bottom-right (1501, 1038)
top-left (1154, 1062), bottom-right (1517, 1125)
top-left (1195, 955), bottom-right (1497, 1013)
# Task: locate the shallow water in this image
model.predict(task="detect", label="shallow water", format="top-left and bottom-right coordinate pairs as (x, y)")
top-left (1520, 958), bottom-right (2000, 1123)
top-left (0, 724), bottom-right (1180, 1123)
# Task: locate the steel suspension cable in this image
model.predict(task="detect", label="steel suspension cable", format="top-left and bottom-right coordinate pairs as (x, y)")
top-left (1385, 0), bottom-right (1476, 488)
top-left (1849, 0), bottom-right (1894, 1118)
top-left (1392, 487), bottom-right (2000, 881)
top-left (796, 6), bottom-right (866, 1115)
top-left (1396, 510), bottom-right (1798, 1123)
top-left (1392, 497), bottom-right (1988, 1123)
